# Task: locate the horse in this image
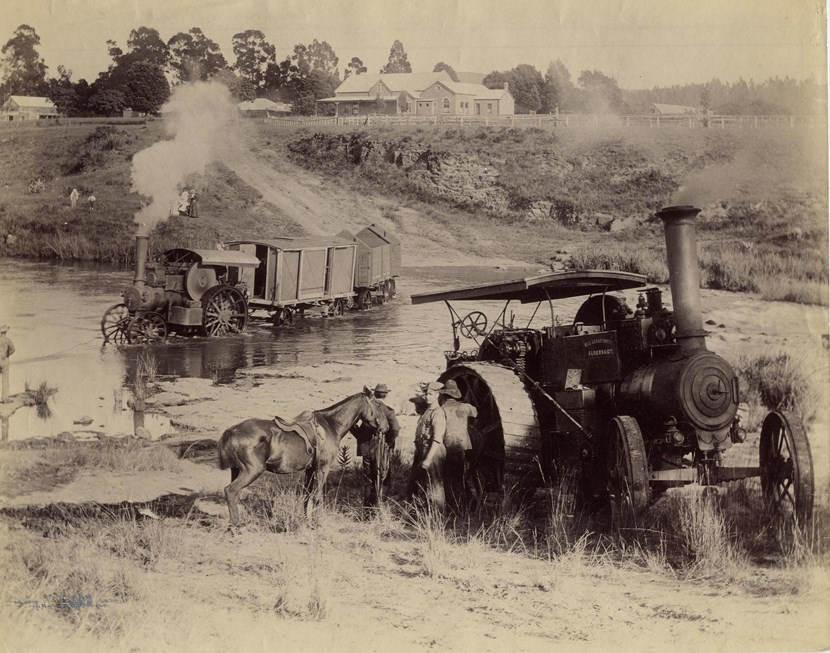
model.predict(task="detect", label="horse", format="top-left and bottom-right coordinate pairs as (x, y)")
top-left (217, 388), bottom-right (387, 528)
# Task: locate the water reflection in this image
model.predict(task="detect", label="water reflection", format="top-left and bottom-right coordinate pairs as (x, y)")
top-left (0, 259), bottom-right (534, 441)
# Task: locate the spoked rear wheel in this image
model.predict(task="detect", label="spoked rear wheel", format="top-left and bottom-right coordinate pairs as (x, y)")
top-left (202, 286), bottom-right (248, 336)
top-left (607, 416), bottom-right (650, 528)
top-left (760, 410), bottom-right (814, 527)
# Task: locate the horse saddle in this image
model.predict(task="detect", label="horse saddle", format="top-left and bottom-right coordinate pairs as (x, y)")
top-left (272, 411), bottom-right (318, 456)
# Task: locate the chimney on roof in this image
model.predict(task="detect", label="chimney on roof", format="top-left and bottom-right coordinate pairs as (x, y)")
top-left (503, 82), bottom-right (508, 90)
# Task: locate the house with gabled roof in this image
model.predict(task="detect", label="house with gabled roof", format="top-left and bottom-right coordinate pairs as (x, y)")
top-left (318, 71), bottom-right (514, 117)
top-left (0, 95), bottom-right (59, 121)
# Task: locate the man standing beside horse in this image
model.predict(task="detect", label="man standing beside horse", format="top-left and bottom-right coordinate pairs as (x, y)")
top-left (352, 383), bottom-right (400, 512)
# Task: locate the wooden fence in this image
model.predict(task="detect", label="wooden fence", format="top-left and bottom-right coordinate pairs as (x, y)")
top-left (265, 113), bottom-right (820, 129)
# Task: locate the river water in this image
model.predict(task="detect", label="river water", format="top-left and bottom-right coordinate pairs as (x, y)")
top-left (2, 258), bottom-right (826, 444)
top-left (0, 259), bottom-right (544, 441)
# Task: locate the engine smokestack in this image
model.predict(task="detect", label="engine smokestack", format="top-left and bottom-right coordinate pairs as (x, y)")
top-left (134, 235), bottom-right (149, 287)
top-left (656, 205), bottom-right (707, 352)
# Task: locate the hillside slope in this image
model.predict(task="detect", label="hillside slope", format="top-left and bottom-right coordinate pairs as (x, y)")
top-left (0, 119), bottom-right (826, 301)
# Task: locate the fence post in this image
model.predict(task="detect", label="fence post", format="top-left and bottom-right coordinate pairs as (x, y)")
top-left (720, 116), bottom-right (725, 128)
top-left (566, 116), bottom-right (569, 127)
top-left (688, 116), bottom-right (692, 128)
top-left (594, 115), bottom-right (598, 128)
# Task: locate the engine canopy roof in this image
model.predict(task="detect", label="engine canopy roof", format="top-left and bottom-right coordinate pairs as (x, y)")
top-left (411, 270), bottom-right (647, 305)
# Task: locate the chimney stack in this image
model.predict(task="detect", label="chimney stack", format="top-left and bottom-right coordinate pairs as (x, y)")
top-left (134, 235), bottom-right (148, 287)
top-left (503, 82), bottom-right (509, 90)
top-left (655, 205), bottom-right (707, 353)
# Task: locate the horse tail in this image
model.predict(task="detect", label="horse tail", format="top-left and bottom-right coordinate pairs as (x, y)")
top-left (217, 426), bottom-right (240, 470)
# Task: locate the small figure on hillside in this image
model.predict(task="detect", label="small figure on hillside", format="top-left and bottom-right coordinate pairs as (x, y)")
top-left (438, 379), bottom-right (478, 515)
top-left (0, 325), bottom-right (15, 404)
top-left (188, 190), bottom-right (199, 218)
top-left (178, 190), bottom-right (190, 216)
top-left (407, 381), bottom-right (447, 514)
top-left (69, 188), bottom-right (79, 209)
top-left (87, 192), bottom-right (96, 212)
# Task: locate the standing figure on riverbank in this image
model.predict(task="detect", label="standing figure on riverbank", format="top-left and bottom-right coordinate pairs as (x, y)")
top-left (87, 192), bottom-right (96, 212)
top-left (352, 383), bottom-right (400, 510)
top-left (439, 379), bottom-right (478, 514)
top-left (69, 188), bottom-right (79, 208)
top-left (408, 381), bottom-right (447, 514)
top-left (0, 325), bottom-right (15, 403)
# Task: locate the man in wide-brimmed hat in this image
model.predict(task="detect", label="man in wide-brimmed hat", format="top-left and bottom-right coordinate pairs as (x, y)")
top-left (358, 383), bottom-right (401, 510)
top-left (407, 381), bottom-right (447, 513)
top-left (439, 379), bottom-right (478, 514)
top-left (0, 325), bottom-right (15, 403)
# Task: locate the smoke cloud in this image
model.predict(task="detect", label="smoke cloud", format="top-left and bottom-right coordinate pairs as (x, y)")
top-left (131, 82), bottom-right (239, 235)
top-left (671, 150), bottom-right (778, 207)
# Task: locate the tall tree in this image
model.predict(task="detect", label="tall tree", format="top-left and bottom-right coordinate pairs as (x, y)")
top-left (167, 27), bottom-right (227, 83)
top-left (100, 27), bottom-right (168, 95)
top-left (577, 69), bottom-right (622, 113)
top-left (47, 65), bottom-right (79, 115)
top-left (123, 61), bottom-right (169, 113)
top-left (380, 40), bottom-right (411, 74)
top-left (433, 62), bottom-right (459, 82)
top-left (213, 68), bottom-right (257, 101)
top-left (1, 24), bottom-right (48, 96)
top-left (542, 59), bottom-right (574, 113)
top-left (292, 39), bottom-right (339, 76)
top-left (485, 64), bottom-right (544, 113)
top-left (343, 56), bottom-right (367, 80)
top-left (288, 67), bottom-right (339, 115)
top-left (232, 29), bottom-right (276, 91)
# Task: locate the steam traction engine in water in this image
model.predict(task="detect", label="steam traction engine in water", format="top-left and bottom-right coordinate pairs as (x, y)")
top-left (101, 235), bottom-right (260, 343)
top-left (412, 206), bottom-right (814, 525)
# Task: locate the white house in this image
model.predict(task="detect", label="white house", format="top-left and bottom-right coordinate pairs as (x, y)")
top-left (318, 71), bottom-right (515, 117)
top-left (1, 95), bottom-right (59, 121)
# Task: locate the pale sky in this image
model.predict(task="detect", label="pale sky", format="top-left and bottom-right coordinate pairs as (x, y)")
top-left (1, 0), bottom-right (826, 89)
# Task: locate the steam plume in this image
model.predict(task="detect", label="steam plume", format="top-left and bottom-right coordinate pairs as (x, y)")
top-left (131, 82), bottom-right (238, 235)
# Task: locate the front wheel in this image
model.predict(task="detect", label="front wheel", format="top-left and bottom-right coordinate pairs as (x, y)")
top-left (101, 303), bottom-right (131, 344)
top-left (127, 312), bottom-right (168, 344)
top-left (607, 415), bottom-right (650, 527)
top-left (760, 410), bottom-right (814, 526)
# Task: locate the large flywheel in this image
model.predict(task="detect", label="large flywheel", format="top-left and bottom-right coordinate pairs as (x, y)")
top-left (439, 362), bottom-right (542, 492)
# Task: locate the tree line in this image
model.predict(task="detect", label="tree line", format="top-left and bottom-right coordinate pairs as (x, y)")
top-left (0, 24), bottom-right (823, 117)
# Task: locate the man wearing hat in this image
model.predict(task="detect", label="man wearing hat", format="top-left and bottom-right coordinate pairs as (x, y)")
top-left (439, 379), bottom-right (478, 514)
top-left (0, 325), bottom-right (15, 403)
top-left (352, 383), bottom-right (401, 510)
top-left (408, 381), bottom-right (447, 513)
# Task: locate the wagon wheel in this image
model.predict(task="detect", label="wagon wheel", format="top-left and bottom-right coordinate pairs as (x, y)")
top-left (440, 363), bottom-right (542, 498)
top-left (272, 307), bottom-right (294, 327)
top-left (760, 410), bottom-right (814, 527)
top-left (126, 312), bottom-right (168, 344)
top-left (607, 415), bottom-right (650, 527)
top-left (459, 311), bottom-right (488, 338)
top-left (329, 299), bottom-right (345, 317)
top-left (101, 303), bottom-right (131, 344)
top-left (201, 286), bottom-right (248, 336)
top-left (344, 296), bottom-right (356, 310)
top-left (357, 289), bottom-right (373, 310)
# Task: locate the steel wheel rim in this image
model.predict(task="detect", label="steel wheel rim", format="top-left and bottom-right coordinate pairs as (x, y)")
top-left (204, 287), bottom-right (247, 336)
top-left (102, 303), bottom-right (130, 344)
top-left (607, 416), bottom-right (650, 524)
top-left (127, 312), bottom-right (167, 344)
top-left (760, 411), bottom-right (814, 526)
